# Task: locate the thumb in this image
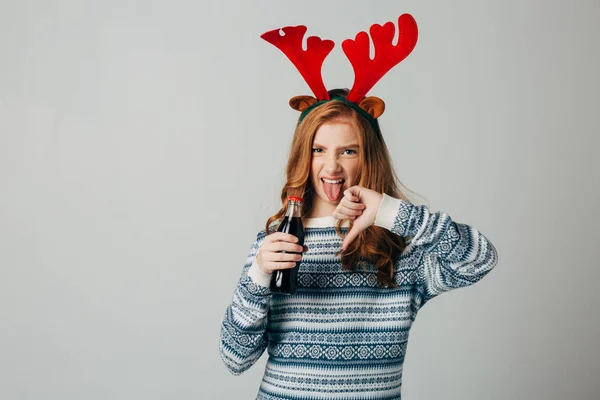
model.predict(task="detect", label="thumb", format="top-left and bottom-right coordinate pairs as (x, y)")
top-left (342, 227), bottom-right (358, 251)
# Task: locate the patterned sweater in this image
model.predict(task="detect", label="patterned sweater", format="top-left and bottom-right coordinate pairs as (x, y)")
top-left (220, 194), bottom-right (498, 400)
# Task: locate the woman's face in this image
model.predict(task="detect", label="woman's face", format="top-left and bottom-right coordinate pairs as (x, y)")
top-left (309, 120), bottom-right (361, 217)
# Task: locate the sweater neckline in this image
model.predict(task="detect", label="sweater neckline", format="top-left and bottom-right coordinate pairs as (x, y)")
top-left (303, 216), bottom-right (350, 228)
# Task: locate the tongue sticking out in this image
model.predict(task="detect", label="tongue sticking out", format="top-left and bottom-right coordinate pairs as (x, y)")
top-left (323, 180), bottom-right (344, 202)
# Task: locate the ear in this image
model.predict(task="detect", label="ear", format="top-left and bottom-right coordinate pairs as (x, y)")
top-left (358, 96), bottom-right (385, 118)
top-left (289, 95), bottom-right (318, 112)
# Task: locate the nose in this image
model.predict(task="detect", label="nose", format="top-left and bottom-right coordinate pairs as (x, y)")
top-left (324, 155), bottom-right (342, 174)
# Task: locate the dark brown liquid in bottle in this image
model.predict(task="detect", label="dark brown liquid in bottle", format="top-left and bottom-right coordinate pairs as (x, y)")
top-left (270, 215), bottom-right (304, 295)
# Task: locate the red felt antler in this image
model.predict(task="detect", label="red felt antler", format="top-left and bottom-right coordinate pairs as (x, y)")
top-left (261, 26), bottom-right (334, 101)
top-left (342, 14), bottom-right (418, 103)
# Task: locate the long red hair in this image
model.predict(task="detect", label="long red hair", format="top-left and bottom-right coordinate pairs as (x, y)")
top-left (265, 89), bottom-right (425, 287)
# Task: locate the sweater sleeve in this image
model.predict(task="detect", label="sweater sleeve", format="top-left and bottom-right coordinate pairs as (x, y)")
top-left (374, 193), bottom-right (498, 303)
top-left (219, 230), bottom-right (273, 375)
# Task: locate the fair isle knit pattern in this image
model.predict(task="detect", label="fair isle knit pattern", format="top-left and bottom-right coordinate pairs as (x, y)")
top-left (220, 194), bottom-right (498, 400)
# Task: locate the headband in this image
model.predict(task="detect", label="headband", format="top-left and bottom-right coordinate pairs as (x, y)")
top-left (299, 96), bottom-right (382, 135)
top-left (260, 14), bottom-right (419, 128)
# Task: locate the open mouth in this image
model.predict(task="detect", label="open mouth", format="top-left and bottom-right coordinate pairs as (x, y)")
top-left (321, 178), bottom-right (345, 184)
top-left (321, 178), bottom-right (345, 201)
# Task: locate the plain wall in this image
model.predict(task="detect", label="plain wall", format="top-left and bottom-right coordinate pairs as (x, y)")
top-left (1, 0), bottom-right (599, 399)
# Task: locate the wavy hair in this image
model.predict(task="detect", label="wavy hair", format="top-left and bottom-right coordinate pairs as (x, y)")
top-left (265, 88), bottom-right (425, 287)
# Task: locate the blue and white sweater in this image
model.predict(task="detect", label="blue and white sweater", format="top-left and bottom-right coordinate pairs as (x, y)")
top-left (220, 194), bottom-right (498, 400)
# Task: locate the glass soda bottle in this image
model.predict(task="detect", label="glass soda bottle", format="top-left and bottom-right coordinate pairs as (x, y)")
top-left (270, 196), bottom-right (305, 295)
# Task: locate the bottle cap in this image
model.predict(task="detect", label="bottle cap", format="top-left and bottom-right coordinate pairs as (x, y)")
top-left (288, 196), bottom-right (304, 203)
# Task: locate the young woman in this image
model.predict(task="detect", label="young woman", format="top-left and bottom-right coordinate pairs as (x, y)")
top-left (220, 16), bottom-right (498, 400)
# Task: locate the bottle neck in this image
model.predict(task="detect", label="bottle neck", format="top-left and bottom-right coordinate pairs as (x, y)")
top-left (285, 200), bottom-right (303, 218)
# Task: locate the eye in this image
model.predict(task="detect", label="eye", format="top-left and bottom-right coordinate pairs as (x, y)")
top-left (312, 148), bottom-right (357, 155)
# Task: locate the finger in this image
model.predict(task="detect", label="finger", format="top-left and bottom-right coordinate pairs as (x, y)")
top-left (266, 250), bottom-right (303, 263)
top-left (268, 232), bottom-right (299, 244)
top-left (266, 241), bottom-right (304, 254)
top-left (274, 251), bottom-right (303, 262)
top-left (344, 194), bottom-right (360, 203)
top-left (339, 200), bottom-right (365, 211)
top-left (333, 210), bottom-right (358, 220)
top-left (265, 260), bottom-right (297, 271)
top-left (275, 232), bottom-right (299, 243)
top-left (335, 202), bottom-right (364, 218)
top-left (344, 188), bottom-right (360, 203)
top-left (338, 204), bottom-right (363, 216)
top-left (333, 211), bottom-right (356, 221)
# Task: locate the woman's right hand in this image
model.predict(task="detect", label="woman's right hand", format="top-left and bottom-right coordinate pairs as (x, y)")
top-left (256, 232), bottom-right (307, 275)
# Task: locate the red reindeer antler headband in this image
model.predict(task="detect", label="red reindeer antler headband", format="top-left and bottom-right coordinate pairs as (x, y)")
top-left (261, 14), bottom-right (418, 123)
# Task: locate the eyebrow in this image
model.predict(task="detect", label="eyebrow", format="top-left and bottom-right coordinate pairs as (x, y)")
top-left (312, 143), bottom-right (360, 149)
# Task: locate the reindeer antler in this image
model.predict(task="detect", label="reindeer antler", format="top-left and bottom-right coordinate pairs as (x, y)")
top-left (261, 26), bottom-right (335, 101)
top-left (342, 14), bottom-right (418, 103)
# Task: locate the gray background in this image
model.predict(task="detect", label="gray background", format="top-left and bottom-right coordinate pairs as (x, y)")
top-left (1, 0), bottom-right (599, 399)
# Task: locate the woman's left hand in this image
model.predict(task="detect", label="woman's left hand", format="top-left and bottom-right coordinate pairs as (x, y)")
top-left (332, 185), bottom-right (384, 250)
